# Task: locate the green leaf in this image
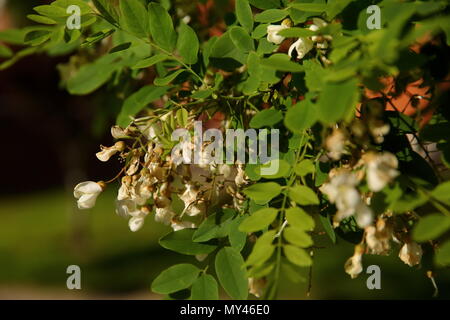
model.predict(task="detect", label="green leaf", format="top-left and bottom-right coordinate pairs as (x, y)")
top-left (159, 229), bottom-right (217, 255)
top-left (318, 78), bottom-right (359, 123)
top-left (92, 0), bottom-right (118, 26)
top-left (67, 56), bottom-right (118, 95)
top-left (229, 217), bottom-right (247, 252)
top-left (24, 29), bottom-right (52, 46)
top-left (412, 214), bottom-right (450, 242)
top-left (239, 207), bottom-right (278, 233)
top-left (249, 0), bottom-right (280, 10)
top-left (326, 0), bottom-right (354, 20)
top-left (277, 27), bottom-right (315, 38)
top-left (431, 181), bottom-right (450, 206)
top-left (117, 85), bottom-right (170, 127)
top-left (236, 0), bottom-right (254, 33)
top-left (259, 159), bottom-right (291, 179)
top-left (215, 247), bottom-right (248, 300)
top-left (251, 23), bottom-right (269, 39)
top-left (193, 209), bottom-right (236, 242)
top-left (191, 274), bottom-right (219, 300)
top-left (294, 159), bottom-right (315, 176)
top-left (177, 22), bottom-right (199, 64)
top-left (285, 207), bottom-right (315, 231)
top-left (120, 0), bottom-right (149, 38)
top-left (289, 185), bottom-right (319, 206)
top-left (260, 54), bottom-right (303, 72)
top-left (436, 240), bottom-right (450, 266)
top-left (254, 9), bottom-right (288, 23)
top-left (289, 3), bottom-right (327, 12)
top-left (154, 69), bottom-right (185, 86)
top-left (151, 264), bottom-right (200, 294)
top-left (0, 45), bottom-right (13, 58)
top-left (319, 214), bottom-right (336, 244)
top-left (285, 99), bottom-right (317, 133)
top-left (245, 230), bottom-right (276, 266)
top-left (284, 227), bottom-right (313, 248)
top-left (176, 108), bottom-right (189, 128)
top-left (34, 5), bottom-right (67, 18)
top-left (249, 108), bottom-right (283, 128)
top-left (132, 54), bottom-right (170, 69)
top-left (27, 14), bottom-right (57, 25)
top-left (191, 89), bottom-right (214, 99)
top-left (283, 245), bottom-right (312, 267)
top-left (148, 3), bottom-right (177, 51)
top-left (0, 29), bottom-right (27, 45)
top-left (230, 26), bottom-right (255, 52)
top-left (243, 182), bottom-right (282, 204)
top-left (109, 42), bottom-right (132, 54)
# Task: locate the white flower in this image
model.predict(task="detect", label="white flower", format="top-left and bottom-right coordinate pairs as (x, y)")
top-left (128, 207), bottom-right (150, 232)
top-left (129, 216), bottom-right (145, 232)
top-left (195, 254), bottom-right (208, 262)
top-left (399, 241), bottom-right (423, 267)
top-left (365, 218), bottom-right (393, 255)
top-left (155, 207), bottom-right (175, 225)
top-left (179, 183), bottom-right (202, 216)
top-left (248, 277), bottom-right (266, 298)
top-left (96, 141), bottom-right (125, 162)
top-left (111, 125), bottom-right (128, 139)
top-left (126, 154), bottom-right (140, 176)
top-left (171, 220), bottom-right (196, 232)
top-left (235, 164), bottom-right (249, 187)
top-left (288, 37), bottom-right (314, 59)
top-left (138, 123), bottom-right (160, 141)
top-left (365, 152), bottom-right (399, 192)
top-left (309, 17), bottom-right (328, 41)
top-left (267, 24), bottom-right (288, 45)
top-left (118, 176), bottom-right (132, 201)
top-left (345, 245), bottom-right (364, 279)
top-left (355, 202), bottom-right (373, 228)
top-left (73, 181), bottom-right (104, 209)
top-left (326, 129), bottom-right (346, 161)
top-left (116, 199), bottom-right (136, 218)
top-left (320, 171), bottom-right (373, 227)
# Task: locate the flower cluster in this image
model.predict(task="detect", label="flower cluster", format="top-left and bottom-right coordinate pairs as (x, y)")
top-left (267, 18), bottom-right (331, 61)
top-left (74, 114), bottom-right (249, 233)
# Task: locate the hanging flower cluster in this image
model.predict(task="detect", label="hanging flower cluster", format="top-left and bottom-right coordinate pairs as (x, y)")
top-left (74, 114), bottom-right (249, 233)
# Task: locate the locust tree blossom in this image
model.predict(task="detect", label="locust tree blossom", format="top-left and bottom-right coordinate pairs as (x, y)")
top-left (96, 141), bottom-right (125, 162)
top-left (288, 37), bottom-right (314, 59)
top-left (345, 245), bottom-right (364, 279)
top-left (399, 241), bottom-right (423, 267)
top-left (73, 181), bottom-right (105, 209)
top-left (267, 24), bottom-right (288, 45)
top-left (364, 152), bottom-right (399, 192)
top-left (365, 217), bottom-right (393, 255)
top-left (171, 219), bottom-right (196, 231)
top-left (320, 171), bottom-right (373, 227)
top-left (288, 18), bottom-right (330, 60)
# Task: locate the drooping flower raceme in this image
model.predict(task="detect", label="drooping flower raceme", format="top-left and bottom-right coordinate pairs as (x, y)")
top-left (73, 181), bottom-right (104, 209)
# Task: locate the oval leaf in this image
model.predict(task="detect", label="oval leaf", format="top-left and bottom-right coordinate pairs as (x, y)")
top-left (215, 247), bottom-right (248, 300)
top-left (151, 264), bottom-right (200, 294)
top-left (239, 207), bottom-right (279, 233)
top-left (191, 274), bottom-right (219, 300)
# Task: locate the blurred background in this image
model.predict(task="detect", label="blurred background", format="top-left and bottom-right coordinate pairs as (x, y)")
top-left (0, 0), bottom-right (449, 300)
